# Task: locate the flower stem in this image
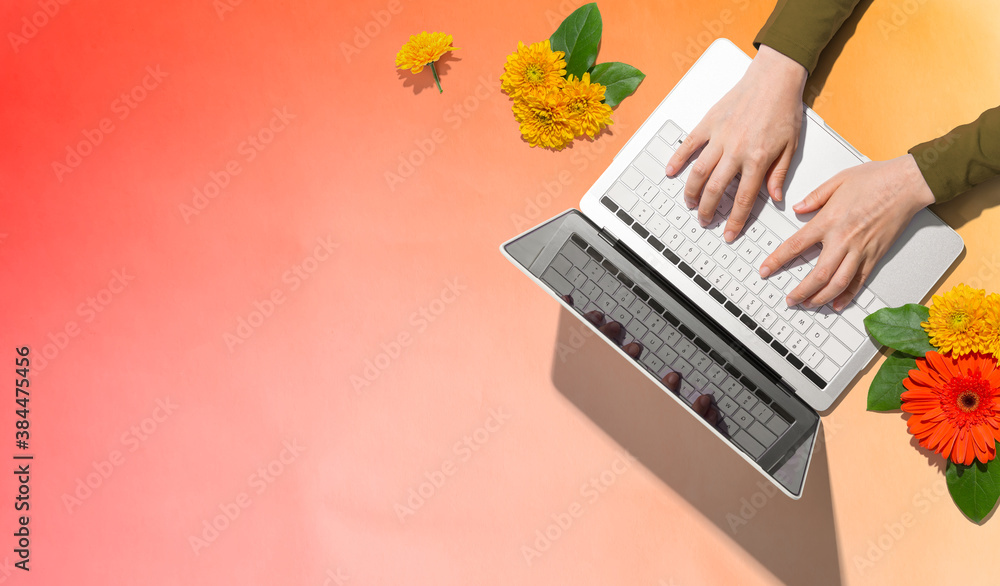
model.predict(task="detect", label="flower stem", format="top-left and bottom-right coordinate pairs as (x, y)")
top-left (430, 62), bottom-right (443, 93)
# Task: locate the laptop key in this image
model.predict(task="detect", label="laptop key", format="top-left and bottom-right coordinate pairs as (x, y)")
top-left (803, 365), bottom-right (829, 388)
top-left (822, 336), bottom-right (851, 366)
top-left (732, 429), bottom-right (766, 459)
top-left (551, 254), bottom-right (573, 276)
top-left (717, 395), bottom-right (739, 416)
top-left (734, 408), bottom-right (755, 428)
top-left (619, 166), bottom-right (644, 189)
top-left (748, 421), bottom-right (778, 446)
top-left (567, 267), bottom-right (587, 288)
top-left (634, 151), bottom-right (667, 183)
top-left (595, 292), bottom-right (617, 314)
top-left (831, 317), bottom-right (865, 349)
top-left (765, 415), bottom-right (790, 436)
top-left (608, 182), bottom-right (638, 211)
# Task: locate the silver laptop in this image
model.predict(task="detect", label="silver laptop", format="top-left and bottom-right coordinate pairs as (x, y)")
top-left (500, 39), bottom-right (964, 498)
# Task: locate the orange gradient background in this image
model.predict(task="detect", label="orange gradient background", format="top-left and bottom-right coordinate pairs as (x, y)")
top-left (2, 0), bottom-right (999, 584)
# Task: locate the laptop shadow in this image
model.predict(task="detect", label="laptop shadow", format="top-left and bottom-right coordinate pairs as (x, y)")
top-left (551, 308), bottom-right (843, 586)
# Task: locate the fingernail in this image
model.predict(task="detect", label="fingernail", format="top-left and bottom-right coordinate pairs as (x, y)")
top-left (793, 202), bottom-right (805, 212)
top-left (833, 301), bottom-right (844, 311)
top-left (774, 188), bottom-right (782, 202)
top-left (786, 296), bottom-right (798, 306)
top-left (666, 164), bottom-right (676, 176)
top-left (699, 217), bottom-right (709, 227)
top-left (759, 266), bottom-right (771, 278)
top-left (724, 230), bottom-right (735, 242)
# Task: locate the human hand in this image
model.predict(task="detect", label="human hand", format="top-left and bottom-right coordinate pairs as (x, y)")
top-left (758, 154), bottom-right (936, 310)
top-left (567, 297), bottom-right (718, 424)
top-left (665, 45), bottom-right (807, 242)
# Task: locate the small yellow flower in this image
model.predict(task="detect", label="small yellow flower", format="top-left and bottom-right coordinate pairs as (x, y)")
top-left (501, 40), bottom-right (566, 98)
top-left (395, 32), bottom-right (457, 93)
top-left (511, 90), bottom-right (575, 150)
top-left (564, 73), bottom-right (613, 138)
top-left (922, 283), bottom-right (990, 356)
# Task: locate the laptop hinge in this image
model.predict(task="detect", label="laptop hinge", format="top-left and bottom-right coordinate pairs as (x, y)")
top-left (602, 224), bottom-right (797, 397)
top-left (598, 227), bottom-right (619, 247)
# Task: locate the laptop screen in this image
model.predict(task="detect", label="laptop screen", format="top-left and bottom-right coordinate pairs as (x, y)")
top-left (502, 209), bottom-right (820, 498)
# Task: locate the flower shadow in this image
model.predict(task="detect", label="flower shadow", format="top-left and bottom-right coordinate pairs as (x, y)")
top-left (396, 53), bottom-right (461, 96)
top-left (906, 431), bottom-right (948, 475)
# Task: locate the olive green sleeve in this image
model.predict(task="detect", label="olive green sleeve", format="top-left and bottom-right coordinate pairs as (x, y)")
top-left (908, 106), bottom-right (1000, 203)
top-left (753, 0), bottom-right (863, 75)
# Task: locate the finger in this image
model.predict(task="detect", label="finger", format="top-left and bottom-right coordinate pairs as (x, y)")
top-left (705, 407), bottom-right (720, 426)
top-left (599, 321), bottom-right (622, 344)
top-left (584, 310), bottom-right (605, 327)
top-left (765, 145), bottom-right (795, 202)
top-left (786, 246), bottom-right (851, 307)
top-left (831, 258), bottom-right (874, 311)
top-left (665, 126), bottom-right (707, 177)
top-left (801, 251), bottom-right (862, 309)
top-left (698, 158), bottom-right (739, 227)
top-left (682, 145), bottom-right (723, 210)
top-left (692, 394), bottom-right (712, 417)
top-left (723, 164), bottom-right (767, 243)
top-left (561, 294), bottom-right (574, 306)
top-left (662, 370), bottom-right (680, 393)
top-left (759, 223), bottom-right (822, 279)
top-left (623, 342), bottom-right (642, 359)
top-left (792, 174), bottom-right (841, 214)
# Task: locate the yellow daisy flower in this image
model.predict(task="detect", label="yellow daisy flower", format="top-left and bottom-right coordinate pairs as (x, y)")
top-left (921, 283), bottom-right (990, 356)
top-left (564, 73), bottom-right (613, 138)
top-left (511, 90), bottom-right (575, 150)
top-left (395, 32), bottom-right (458, 93)
top-left (501, 40), bottom-right (566, 98)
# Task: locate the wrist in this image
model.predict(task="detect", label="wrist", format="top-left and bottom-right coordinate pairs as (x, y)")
top-left (900, 154), bottom-right (937, 210)
top-left (751, 44), bottom-right (808, 94)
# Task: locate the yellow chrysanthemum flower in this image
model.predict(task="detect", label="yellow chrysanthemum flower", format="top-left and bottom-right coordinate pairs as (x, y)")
top-left (501, 40), bottom-right (566, 98)
top-left (511, 90), bottom-right (575, 150)
top-left (922, 283), bottom-right (990, 356)
top-left (564, 73), bottom-right (613, 138)
top-left (395, 32), bottom-right (457, 93)
top-left (983, 293), bottom-right (1000, 356)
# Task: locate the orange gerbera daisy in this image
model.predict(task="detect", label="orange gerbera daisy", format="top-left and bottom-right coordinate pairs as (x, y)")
top-left (902, 351), bottom-right (1000, 465)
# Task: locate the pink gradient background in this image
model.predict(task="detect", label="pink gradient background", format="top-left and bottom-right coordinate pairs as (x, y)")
top-left (1, 0), bottom-right (999, 584)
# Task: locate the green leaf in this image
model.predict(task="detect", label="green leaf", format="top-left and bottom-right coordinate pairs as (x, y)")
top-left (946, 454), bottom-right (1000, 523)
top-left (550, 3), bottom-right (602, 78)
top-left (867, 351), bottom-right (917, 411)
top-left (589, 62), bottom-right (645, 108)
top-left (863, 304), bottom-right (935, 357)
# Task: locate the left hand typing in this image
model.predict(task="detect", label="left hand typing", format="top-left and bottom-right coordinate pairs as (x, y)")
top-left (758, 154), bottom-right (936, 310)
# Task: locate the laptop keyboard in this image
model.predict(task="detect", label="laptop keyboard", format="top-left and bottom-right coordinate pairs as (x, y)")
top-left (599, 119), bottom-right (888, 389)
top-left (542, 234), bottom-right (792, 461)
